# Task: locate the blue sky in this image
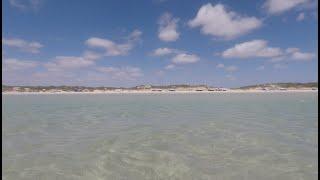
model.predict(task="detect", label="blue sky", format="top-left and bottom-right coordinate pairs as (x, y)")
top-left (2, 0), bottom-right (318, 87)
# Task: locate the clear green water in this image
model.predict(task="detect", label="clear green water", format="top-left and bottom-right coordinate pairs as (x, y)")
top-left (2, 93), bottom-right (318, 180)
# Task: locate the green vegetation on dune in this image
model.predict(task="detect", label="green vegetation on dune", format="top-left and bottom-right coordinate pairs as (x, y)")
top-left (238, 82), bottom-right (318, 89)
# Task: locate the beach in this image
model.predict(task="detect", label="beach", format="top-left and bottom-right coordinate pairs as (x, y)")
top-left (2, 89), bottom-right (318, 95)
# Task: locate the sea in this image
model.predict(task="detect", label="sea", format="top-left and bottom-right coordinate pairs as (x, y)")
top-left (2, 93), bottom-right (318, 180)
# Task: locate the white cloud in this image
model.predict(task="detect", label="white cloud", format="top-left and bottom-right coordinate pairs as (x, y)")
top-left (3, 58), bottom-right (40, 85)
top-left (285, 47), bottom-right (300, 54)
top-left (269, 56), bottom-right (286, 62)
top-left (165, 64), bottom-right (175, 70)
top-left (83, 51), bottom-right (103, 61)
top-left (256, 65), bottom-right (265, 71)
top-left (151, 47), bottom-right (180, 56)
top-left (226, 74), bottom-right (236, 80)
top-left (291, 51), bottom-right (315, 60)
top-left (225, 65), bottom-right (238, 72)
top-left (171, 53), bottom-right (200, 64)
top-left (158, 12), bottom-right (180, 42)
top-left (25, 65), bottom-right (144, 86)
top-left (263, 0), bottom-right (310, 14)
top-left (85, 30), bottom-right (142, 56)
top-left (216, 63), bottom-right (238, 72)
top-left (216, 63), bottom-right (225, 68)
top-left (188, 3), bottom-right (262, 39)
top-left (300, 0), bottom-right (318, 10)
top-left (282, 47), bottom-right (315, 61)
top-left (151, 48), bottom-right (200, 67)
top-left (128, 30), bottom-right (143, 41)
top-left (297, 12), bottom-right (306, 21)
top-left (31, 71), bottom-right (77, 84)
top-left (274, 63), bottom-right (288, 69)
top-left (97, 66), bottom-right (143, 80)
top-left (155, 70), bottom-right (165, 76)
top-left (85, 38), bottom-right (131, 56)
top-left (2, 38), bottom-right (43, 53)
top-left (270, 48), bottom-right (315, 62)
top-left (3, 58), bottom-right (39, 71)
top-left (2, 33), bottom-right (145, 85)
top-left (44, 56), bottom-right (95, 71)
top-left (9, 0), bottom-right (42, 10)
top-left (222, 40), bottom-right (283, 59)
top-left (222, 40), bottom-right (316, 62)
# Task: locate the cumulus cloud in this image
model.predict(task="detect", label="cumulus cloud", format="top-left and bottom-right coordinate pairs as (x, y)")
top-left (3, 32), bottom-right (145, 85)
top-left (216, 63), bottom-right (238, 72)
top-left (2, 38), bottom-right (43, 53)
top-left (151, 47), bottom-right (199, 69)
top-left (222, 40), bottom-right (316, 62)
top-left (158, 12), bottom-right (180, 42)
top-left (297, 12), bottom-right (306, 21)
top-left (165, 64), bottom-right (175, 70)
top-left (226, 74), bottom-right (236, 80)
top-left (85, 29), bottom-right (142, 56)
top-left (83, 51), bottom-right (103, 61)
top-left (263, 0), bottom-right (310, 14)
top-left (6, 62), bottom-right (143, 86)
top-left (155, 70), bottom-right (165, 77)
top-left (3, 31), bottom-right (145, 86)
top-left (171, 53), bottom-right (200, 64)
top-left (128, 30), bottom-right (143, 41)
top-left (3, 58), bottom-right (39, 71)
top-left (97, 66), bottom-right (143, 80)
top-left (222, 40), bottom-right (283, 59)
top-left (279, 48), bottom-right (315, 61)
top-left (225, 65), bottom-right (238, 72)
top-left (216, 63), bottom-right (225, 68)
top-left (44, 56), bottom-right (95, 71)
top-left (188, 3), bottom-right (262, 39)
top-left (9, 0), bottom-right (42, 10)
top-left (256, 65), bottom-right (265, 71)
top-left (285, 47), bottom-right (300, 54)
top-left (273, 63), bottom-right (288, 69)
top-left (291, 51), bottom-right (315, 60)
top-left (4, 59), bottom-right (144, 86)
top-left (151, 47), bottom-right (181, 56)
top-left (31, 71), bottom-right (77, 84)
top-left (85, 38), bottom-right (131, 56)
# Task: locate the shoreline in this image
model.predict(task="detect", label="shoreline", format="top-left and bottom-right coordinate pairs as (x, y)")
top-left (2, 89), bottom-right (318, 95)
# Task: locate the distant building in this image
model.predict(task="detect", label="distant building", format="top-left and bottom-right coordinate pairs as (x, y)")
top-left (136, 85), bottom-right (152, 89)
top-left (151, 89), bottom-right (162, 91)
top-left (13, 87), bottom-right (21, 91)
top-left (195, 86), bottom-right (207, 91)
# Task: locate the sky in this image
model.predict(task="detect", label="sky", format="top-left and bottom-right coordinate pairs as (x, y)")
top-left (2, 0), bottom-right (318, 87)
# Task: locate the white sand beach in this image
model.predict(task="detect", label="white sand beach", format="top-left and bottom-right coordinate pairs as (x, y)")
top-left (2, 89), bottom-right (317, 95)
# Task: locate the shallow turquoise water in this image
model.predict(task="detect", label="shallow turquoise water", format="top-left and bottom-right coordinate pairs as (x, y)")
top-left (2, 93), bottom-right (318, 180)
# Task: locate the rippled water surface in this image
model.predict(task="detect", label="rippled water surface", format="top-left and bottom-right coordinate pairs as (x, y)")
top-left (2, 93), bottom-right (318, 180)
